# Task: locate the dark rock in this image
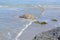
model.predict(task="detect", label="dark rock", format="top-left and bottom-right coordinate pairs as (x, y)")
top-left (58, 36), bottom-right (60, 40)
top-left (33, 27), bottom-right (60, 40)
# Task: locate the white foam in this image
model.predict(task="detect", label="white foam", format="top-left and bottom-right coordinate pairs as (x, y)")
top-left (0, 5), bottom-right (9, 8)
top-left (7, 32), bottom-right (12, 39)
top-left (15, 20), bottom-right (36, 40)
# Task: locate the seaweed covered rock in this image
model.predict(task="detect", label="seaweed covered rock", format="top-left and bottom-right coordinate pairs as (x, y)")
top-left (19, 14), bottom-right (35, 20)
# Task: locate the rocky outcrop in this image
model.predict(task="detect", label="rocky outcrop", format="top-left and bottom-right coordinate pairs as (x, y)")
top-left (19, 14), bottom-right (35, 20)
top-left (33, 27), bottom-right (60, 40)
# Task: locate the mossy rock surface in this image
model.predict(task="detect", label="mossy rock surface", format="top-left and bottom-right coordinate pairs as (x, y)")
top-left (34, 21), bottom-right (47, 24)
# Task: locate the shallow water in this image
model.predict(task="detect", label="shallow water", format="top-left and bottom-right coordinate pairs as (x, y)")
top-left (0, 6), bottom-right (60, 40)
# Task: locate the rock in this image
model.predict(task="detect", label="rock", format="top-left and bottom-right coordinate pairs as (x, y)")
top-left (34, 21), bottom-right (47, 24)
top-left (33, 27), bottom-right (60, 40)
top-left (51, 19), bottom-right (57, 22)
top-left (58, 36), bottom-right (60, 40)
top-left (19, 14), bottom-right (35, 20)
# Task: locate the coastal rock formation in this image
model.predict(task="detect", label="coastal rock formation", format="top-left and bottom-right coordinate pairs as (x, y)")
top-left (33, 27), bottom-right (60, 40)
top-left (19, 14), bottom-right (35, 20)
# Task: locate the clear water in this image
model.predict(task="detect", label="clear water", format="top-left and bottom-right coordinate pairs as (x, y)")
top-left (0, 5), bottom-right (60, 40)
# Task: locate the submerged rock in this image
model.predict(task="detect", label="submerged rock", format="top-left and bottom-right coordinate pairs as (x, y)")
top-left (51, 19), bottom-right (57, 22)
top-left (33, 27), bottom-right (60, 40)
top-left (34, 21), bottom-right (47, 24)
top-left (19, 14), bottom-right (35, 20)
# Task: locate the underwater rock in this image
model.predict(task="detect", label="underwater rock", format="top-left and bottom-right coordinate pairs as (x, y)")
top-left (33, 27), bottom-right (60, 40)
top-left (19, 14), bottom-right (35, 20)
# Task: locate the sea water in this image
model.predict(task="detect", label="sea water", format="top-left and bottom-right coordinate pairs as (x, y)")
top-left (0, 5), bottom-right (60, 40)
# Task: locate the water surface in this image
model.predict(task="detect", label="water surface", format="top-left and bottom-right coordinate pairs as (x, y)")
top-left (0, 5), bottom-right (60, 40)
